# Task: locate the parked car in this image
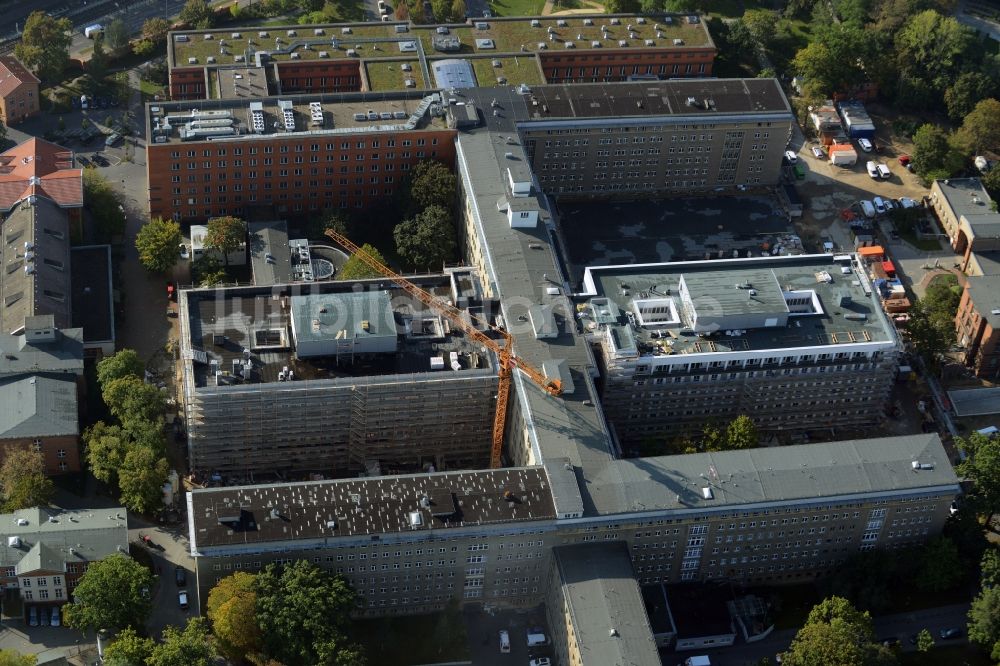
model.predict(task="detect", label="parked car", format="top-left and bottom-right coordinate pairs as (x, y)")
top-left (899, 197), bottom-right (918, 209)
top-left (940, 628), bottom-right (963, 640)
top-left (175, 566), bottom-right (186, 586)
top-left (77, 155), bottom-right (90, 167)
top-left (866, 161), bottom-right (879, 178)
top-left (784, 150), bottom-right (798, 164)
top-left (876, 163), bottom-right (891, 179)
top-left (178, 590), bottom-right (189, 610)
top-left (105, 133), bottom-right (122, 147)
top-left (166, 281), bottom-right (176, 302)
top-left (91, 153), bottom-right (108, 166)
top-left (858, 138), bottom-right (873, 152)
top-left (860, 200), bottom-right (876, 219)
top-left (529, 659), bottom-right (552, 666)
top-left (873, 197), bottom-right (888, 215)
top-left (179, 244), bottom-right (190, 260)
top-left (499, 630), bottom-right (510, 653)
top-left (898, 154), bottom-right (912, 167)
top-left (50, 606), bottom-right (60, 627)
top-left (811, 145), bottom-right (824, 158)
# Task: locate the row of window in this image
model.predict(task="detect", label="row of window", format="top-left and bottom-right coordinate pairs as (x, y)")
top-left (167, 138), bottom-right (429, 157)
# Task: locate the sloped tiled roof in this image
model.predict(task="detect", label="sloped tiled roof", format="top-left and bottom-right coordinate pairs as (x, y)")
top-left (0, 56), bottom-right (39, 98)
top-left (0, 374), bottom-right (78, 439)
top-left (0, 138), bottom-right (82, 211)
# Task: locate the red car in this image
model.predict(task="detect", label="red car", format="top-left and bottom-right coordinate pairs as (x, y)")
top-left (166, 281), bottom-right (176, 301)
top-left (898, 155), bottom-right (911, 166)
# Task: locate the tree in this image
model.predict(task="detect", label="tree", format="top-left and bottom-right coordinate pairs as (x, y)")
top-left (910, 123), bottom-right (962, 180)
top-left (981, 548), bottom-right (1000, 588)
top-left (63, 554), bottom-right (154, 632)
top-left (103, 627), bottom-right (156, 666)
top-left (135, 218), bottom-right (181, 273)
top-left (148, 618), bottom-right (215, 666)
top-left (104, 19), bottom-right (130, 57)
top-left (701, 424), bottom-right (724, 452)
top-left (0, 119), bottom-right (7, 144)
top-left (905, 300), bottom-right (952, 366)
top-left (88, 37), bottom-right (109, 83)
top-left (791, 26), bottom-right (869, 99)
top-left (957, 431), bottom-right (1000, 524)
top-left (945, 72), bottom-right (998, 123)
top-left (394, 205), bottom-right (457, 270)
top-left (102, 376), bottom-right (166, 432)
top-left (118, 445), bottom-right (169, 515)
top-left (0, 651), bottom-right (34, 666)
top-left (603, 0), bottom-right (641, 11)
top-left (742, 9), bottom-right (780, 51)
top-left (725, 415), bottom-right (759, 449)
top-left (83, 422), bottom-right (130, 487)
top-left (142, 17), bottom-right (171, 44)
top-left (338, 243), bottom-right (388, 281)
top-left (308, 210), bottom-right (352, 240)
top-left (916, 628), bottom-right (935, 652)
top-left (822, 549), bottom-right (896, 614)
top-left (179, 0), bottom-right (215, 28)
top-left (895, 10), bottom-right (976, 97)
top-left (783, 597), bottom-right (895, 666)
top-left (83, 170), bottom-right (126, 241)
top-left (408, 160), bottom-right (457, 212)
top-left (204, 216), bottom-right (246, 266)
top-left (207, 572), bottom-right (263, 662)
top-left (14, 11), bottom-right (72, 83)
top-left (0, 447), bottom-right (54, 512)
top-left (954, 98), bottom-right (1000, 155)
top-left (255, 560), bottom-right (361, 666)
top-left (97, 349), bottom-right (145, 387)
top-left (916, 536), bottom-right (963, 592)
top-left (968, 585), bottom-right (1000, 661)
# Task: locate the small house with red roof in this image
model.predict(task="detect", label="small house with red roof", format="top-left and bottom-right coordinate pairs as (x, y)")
top-left (0, 56), bottom-right (40, 124)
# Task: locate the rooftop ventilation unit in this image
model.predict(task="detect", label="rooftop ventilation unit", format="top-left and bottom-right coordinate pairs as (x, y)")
top-left (701, 487), bottom-right (714, 500)
top-left (408, 511), bottom-right (423, 528)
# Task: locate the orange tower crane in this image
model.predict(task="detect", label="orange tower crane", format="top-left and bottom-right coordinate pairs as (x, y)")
top-left (325, 230), bottom-right (562, 468)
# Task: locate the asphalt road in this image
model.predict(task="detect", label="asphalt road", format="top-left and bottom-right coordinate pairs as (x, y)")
top-left (692, 602), bottom-right (972, 666)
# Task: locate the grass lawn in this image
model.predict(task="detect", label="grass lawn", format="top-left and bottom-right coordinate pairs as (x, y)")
top-left (489, 0), bottom-right (546, 17)
top-left (470, 55), bottom-right (543, 87)
top-left (900, 644), bottom-right (993, 666)
top-left (365, 60), bottom-right (427, 91)
top-left (353, 609), bottom-right (469, 665)
top-left (139, 78), bottom-right (166, 103)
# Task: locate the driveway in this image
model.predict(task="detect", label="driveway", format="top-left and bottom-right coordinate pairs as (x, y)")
top-left (464, 605), bottom-right (553, 666)
top-left (129, 518), bottom-right (197, 637)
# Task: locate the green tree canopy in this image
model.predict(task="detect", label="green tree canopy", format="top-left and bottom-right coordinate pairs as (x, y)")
top-left (957, 431), bottom-right (1000, 523)
top-left (338, 243), bottom-right (388, 281)
top-left (783, 597), bottom-right (895, 666)
top-left (394, 205), bottom-right (457, 270)
top-left (141, 17), bottom-right (171, 44)
top-left (83, 422), bottom-right (130, 487)
top-left (148, 617), bottom-right (215, 666)
top-left (88, 36), bottom-right (109, 83)
top-left (954, 98), bottom-right (1000, 155)
top-left (916, 628), bottom-right (935, 652)
top-left (910, 123), bottom-right (963, 180)
top-left (14, 11), bottom-right (72, 83)
top-left (102, 376), bottom-right (166, 433)
top-left (135, 218), bottom-right (182, 273)
top-left (981, 548), bottom-right (1000, 588)
top-left (207, 572), bottom-right (263, 662)
top-left (408, 160), bottom-right (457, 212)
top-left (895, 10), bottom-right (976, 96)
top-left (791, 26), bottom-right (869, 98)
top-left (822, 549), bottom-right (896, 614)
top-left (968, 585), bottom-right (1000, 661)
top-left (104, 19), bottom-right (130, 56)
top-left (255, 560), bottom-right (361, 666)
top-left (945, 72), bottom-right (999, 123)
top-left (0, 447), bottom-right (54, 512)
top-left (103, 627), bottom-right (156, 666)
top-left (916, 536), bottom-right (963, 592)
top-left (179, 0), bottom-right (215, 28)
top-left (97, 349), bottom-right (145, 388)
top-left (63, 554), bottom-right (154, 632)
top-left (118, 445), bottom-right (169, 515)
top-left (725, 415), bottom-right (759, 449)
top-left (83, 170), bottom-right (126, 241)
top-left (204, 216), bottom-right (247, 266)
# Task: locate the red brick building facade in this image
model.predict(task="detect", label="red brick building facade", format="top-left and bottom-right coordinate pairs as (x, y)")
top-left (956, 276), bottom-right (1000, 379)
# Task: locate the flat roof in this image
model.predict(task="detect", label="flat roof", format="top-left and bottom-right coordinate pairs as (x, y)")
top-left (169, 14), bottom-right (714, 69)
top-left (580, 254), bottom-right (897, 355)
top-left (215, 66), bottom-right (268, 99)
top-left (935, 178), bottom-right (997, 221)
top-left (612, 434), bottom-right (960, 513)
top-left (188, 467), bottom-right (555, 549)
top-left (70, 245), bottom-right (114, 344)
top-left (965, 274), bottom-right (1000, 330)
top-left (182, 277), bottom-right (494, 388)
top-left (248, 221), bottom-right (291, 286)
top-left (0, 507), bottom-right (128, 570)
top-left (553, 544), bottom-right (660, 666)
top-left (948, 387), bottom-right (1000, 417)
top-left (0, 325), bottom-right (83, 377)
top-left (148, 91), bottom-right (447, 145)
top-left (290, 290), bottom-right (394, 342)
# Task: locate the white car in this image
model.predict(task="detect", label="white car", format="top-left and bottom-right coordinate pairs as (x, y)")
top-left (530, 659), bottom-right (552, 666)
top-left (179, 244), bottom-right (190, 259)
top-left (899, 197), bottom-right (918, 209)
top-left (811, 145), bottom-right (824, 158)
top-left (873, 196), bottom-right (888, 215)
top-left (784, 150), bottom-right (798, 164)
top-left (866, 161), bottom-right (879, 178)
top-left (876, 163), bottom-right (891, 179)
top-left (499, 630), bottom-right (510, 653)
top-left (858, 138), bottom-right (873, 152)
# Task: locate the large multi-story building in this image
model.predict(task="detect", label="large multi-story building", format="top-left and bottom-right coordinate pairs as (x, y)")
top-left (956, 273), bottom-right (1000, 379)
top-left (179, 271), bottom-right (499, 478)
top-left (165, 15), bottom-right (715, 101)
top-left (577, 254), bottom-right (902, 445)
top-left (188, 434), bottom-right (959, 619)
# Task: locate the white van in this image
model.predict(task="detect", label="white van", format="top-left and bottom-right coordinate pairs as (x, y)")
top-left (499, 630), bottom-right (510, 653)
top-left (526, 630), bottom-right (548, 647)
top-left (976, 426), bottom-right (998, 438)
top-left (859, 200), bottom-right (876, 219)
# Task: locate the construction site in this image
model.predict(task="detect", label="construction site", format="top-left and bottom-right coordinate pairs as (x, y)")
top-left (178, 269), bottom-right (500, 481)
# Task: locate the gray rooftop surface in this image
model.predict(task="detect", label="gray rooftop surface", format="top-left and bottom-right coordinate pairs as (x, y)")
top-left (0, 324), bottom-right (83, 377)
top-left (0, 374), bottom-right (78, 438)
top-left (613, 434), bottom-right (959, 513)
top-left (553, 544), bottom-right (660, 666)
top-left (0, 507), bottom-right (129, 573)
top-left (948, 387), bottom-right (1000, 417)
top-left (188, 467), bottom-right (556, 549)
top-left (965, 274), bottom-right (1000, 330)
top-left (70, 245), bottom-right (114, 345)
top-left (291, 290), bottom-right (394, 343)
top-left (971, 250), bottom-right (1000, 276)
top-left (248, 221), bottom-right (291, 286)
top-left (581, 255), bottom-right (896, 354)
top-left (935, 178), bottom-right (999, 222)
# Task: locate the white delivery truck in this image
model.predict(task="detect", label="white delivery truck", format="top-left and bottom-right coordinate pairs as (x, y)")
top-left (84, 24), bottom-right (104, 39)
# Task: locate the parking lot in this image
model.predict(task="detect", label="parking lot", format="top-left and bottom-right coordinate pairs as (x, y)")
top-left (464, 605), bottom-right (554, 666)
